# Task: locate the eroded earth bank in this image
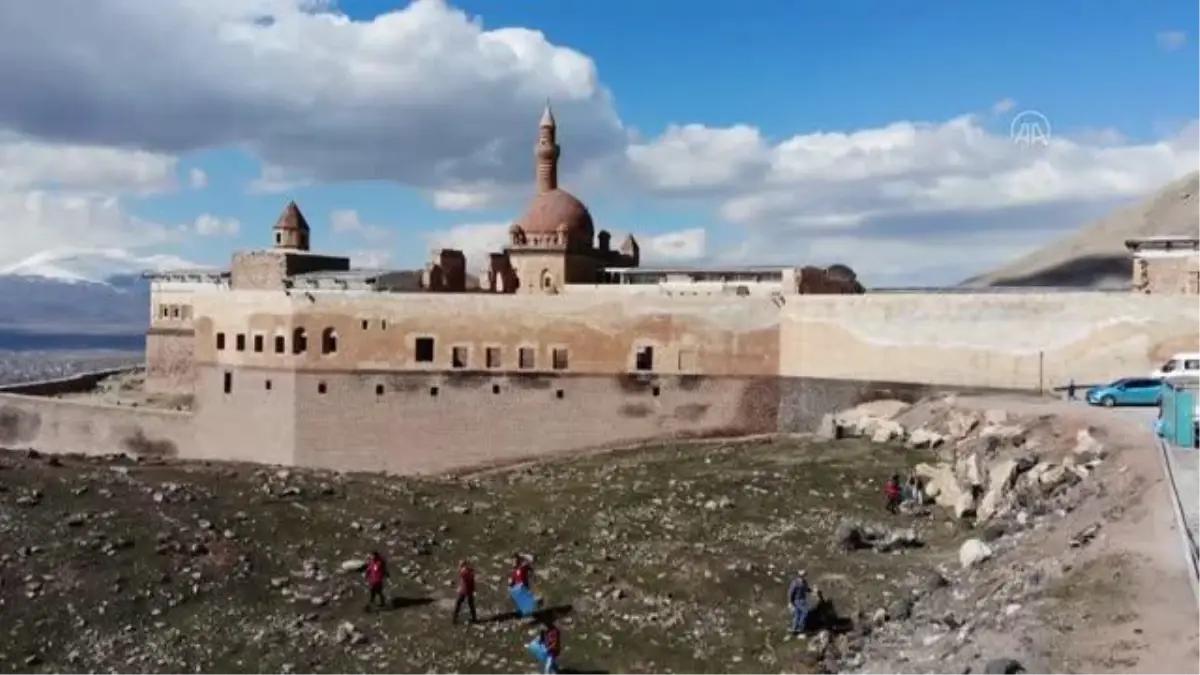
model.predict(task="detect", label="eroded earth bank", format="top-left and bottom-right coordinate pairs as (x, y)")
top-left (0, 394), bottom-right (1196, 674)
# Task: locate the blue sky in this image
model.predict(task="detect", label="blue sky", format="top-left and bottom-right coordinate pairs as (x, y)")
top-left (1, 0), bottom-right (1196, 284)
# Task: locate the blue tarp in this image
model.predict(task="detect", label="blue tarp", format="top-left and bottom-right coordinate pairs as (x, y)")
top-left (510, 584), bottom-right (537, 616)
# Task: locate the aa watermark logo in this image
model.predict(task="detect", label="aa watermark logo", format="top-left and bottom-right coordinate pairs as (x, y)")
top-left (1010, 110), bottom-right (1051, 149)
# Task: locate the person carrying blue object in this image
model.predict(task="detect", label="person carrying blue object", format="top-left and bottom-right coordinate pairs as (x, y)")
top-left (787, 569), bottom-right (811, 634)
top-left (509, 553), bottom-right (537, 617)
top-left (526, 622), bottom-right (562, 674)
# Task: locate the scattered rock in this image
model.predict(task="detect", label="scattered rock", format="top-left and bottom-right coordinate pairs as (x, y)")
top-left (959, 538), bottom-right (993, 569)
top-left (983, 657), bottom-right (1025, 674)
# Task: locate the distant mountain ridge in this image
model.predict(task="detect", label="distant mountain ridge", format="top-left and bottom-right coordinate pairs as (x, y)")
top-left (0, 249), bottom-right (205, 339)
top-left (964, 171), bottom-right (1199, 288)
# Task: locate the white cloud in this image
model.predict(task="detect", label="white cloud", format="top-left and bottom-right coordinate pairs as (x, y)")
top-left (642, 228), bottom-right (707, 263)
top-left (0, 0), bottom-right (625, 194)
top-left (1156, 30), bottom-right (1187, 51)
top-left (992, 98), bottom-right (1016, 115)
top-left (247, 165), bottom-right (311, 195)
top-left (189, 168), bottom-right (208, 189)
top-left (192, 213), bottom-right (240, 236)
top-left (347, 249), bottom-right (392, 268)
top-left (329, 209), bottom-right (390, 243)
top-left (422, 222), bottom-right (509, 272)
top-left (0, 0), bottom-right (1195, 284)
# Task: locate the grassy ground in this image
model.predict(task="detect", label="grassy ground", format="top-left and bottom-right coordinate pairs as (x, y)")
top-left (0, 438), bottom-right (962, 674)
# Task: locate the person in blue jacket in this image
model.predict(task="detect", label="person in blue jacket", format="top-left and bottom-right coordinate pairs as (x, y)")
top-left (787, 569), bottom-right (812, 634)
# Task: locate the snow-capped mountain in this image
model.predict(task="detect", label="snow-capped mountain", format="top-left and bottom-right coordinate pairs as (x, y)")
top-left (0, 248), bottom-right (203, 286)
top-left (0, 249), bottom-right (207, 342)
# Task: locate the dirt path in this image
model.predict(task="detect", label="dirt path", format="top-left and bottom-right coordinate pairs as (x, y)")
top-left (952, 395), bottom-right (1199, 674)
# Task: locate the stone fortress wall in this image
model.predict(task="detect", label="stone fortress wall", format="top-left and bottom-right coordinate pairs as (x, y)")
top-left (2, 289), bottom-right (1194, 476)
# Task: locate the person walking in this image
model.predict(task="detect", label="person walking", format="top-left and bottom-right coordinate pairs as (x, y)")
top-left (509, 553), bottom-right (536, 617)
top-left (452, 559), bottom-right (478, 624)
top-left (527, 621), bottom-right (562, 674)
top-left (787, 570), bottom-right (812, 635)
top-left (1066, 379), bottom-right (1077, 401)
top-left (364, 551), bottom-right (390, 610)
top-left (884, 475), bottom-right (903, 515)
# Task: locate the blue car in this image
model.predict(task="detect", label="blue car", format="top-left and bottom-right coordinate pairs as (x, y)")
top-left (1085, 378), bottom-right (1163, 407)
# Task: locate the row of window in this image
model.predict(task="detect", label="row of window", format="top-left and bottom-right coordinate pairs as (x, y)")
top-left (213, 331), bottom-right (665, 371)
top-left (158, 304), bottom-right (193, 321)
top-left (220, 371), bottom-right (665, 398)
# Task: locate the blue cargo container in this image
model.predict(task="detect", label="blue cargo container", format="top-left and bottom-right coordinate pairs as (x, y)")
top-left (1157, 382), bottom-right (1198, 449)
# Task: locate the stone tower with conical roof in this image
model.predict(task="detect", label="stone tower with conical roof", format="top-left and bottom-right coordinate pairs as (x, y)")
top-left (273, 201), bottom-right (311, 251)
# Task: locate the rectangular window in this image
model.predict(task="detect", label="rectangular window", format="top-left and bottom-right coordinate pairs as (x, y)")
top-left (253, 335), bottom-right (264, 353)
top-left (235, 334), bottom-right (246, 352)
top-left (485, 347), bottom-right (502, 369)
top-left (171, 306), bottom-right (180, 319)
top-left (361, 319), bottom-right (369, 330)
top-left (415, 337), bottom-right (435, 363)
top-left (317, 381), bottom-right (327, 394)
top-left (552, 348), bottom-right (569, 370)
top-left (216, 332), bottom-right (226, 350)
top-left (635, 345), bottom-right (654, 371)
top-left (223, 371), bottom-right (232, 394)
top-left (274, 335), bottom-right (285, 353)
top-left (451, 346), bottom-right (468, 369)
top-left (160, 306), bottom-right (169, 319)
top-left (518, 347), bottom-right (535, 369)
top-left (264, 379), bottom-right (272, 391)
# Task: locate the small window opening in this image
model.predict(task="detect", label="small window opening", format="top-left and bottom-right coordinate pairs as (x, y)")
top-left (518, 347), bottom-right (535, 369)
top-left (216, 333), bottom-right (226, 350)
top-left (274, 335), bottom-right (285, 353)
top-left (317, 381), bottom-right (327, 394)
top-left (652, 385), bottom-right (661, 397)
top-left (492, 384), bottom-right (501, 395)
top-left (274, 231), bottom-right (282, 245)
top-left (486, 347), bottom-right (502, 369)
top-left (160, 306), bottom-right (169, 319)
top-left (171, 306), bottom-right (180, 318)
top-left (429, 386), bottom-right (439, 397)
top-left (293, 328), bottom-right (308, 354)
top-left (223, 371), bottom-right (232, 394)
top-left (555, 389), bottom-right (564, 399)
top-left (635, 346), bottom-right (654, 371)
top-left (552, 348), bottom-right (569, 370)
top-left (264, 379), bottom-right (272, 391)
top-left (375, 384), bottom-right (385, 396)
top-left (321, 328), bottom-right (338, 355)
top-left (361, 319), bottom-right (369, 330)
top-left (452, 346), bottom-right (468, 369)
top-left (415, 337), bottom-right (435, 363)
top-left (253, 335), bottom-right (264, 353)
top-left (381, 319), bottom-right (388, 330)
top-left (235, 334), bottom-right (246, 352)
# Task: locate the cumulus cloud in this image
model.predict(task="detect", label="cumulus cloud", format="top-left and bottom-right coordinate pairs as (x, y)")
top-left (0, 0), bottom-right (1195, 284)
top-left (626, 113), bottom-right (1197, 279)
top-left (0, 136), bottom-right (185, 267)
top-left (0, 0), bottom-right (626, 198)
top-left (329, 209), bottom-right (390, 243)
top-left (192, 213), bottom-right (240, 236)
top-left (189, 168), bottom-right (208, 190)
top-left (1157, 30), bottom-right (1187, 51)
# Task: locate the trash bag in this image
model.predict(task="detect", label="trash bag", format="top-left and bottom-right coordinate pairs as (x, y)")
top-left (511, 584), bottom-right (537, 617)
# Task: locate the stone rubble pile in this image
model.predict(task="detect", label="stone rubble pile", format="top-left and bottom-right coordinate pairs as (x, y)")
top-left (813, 395), bottom-right (1116, 674)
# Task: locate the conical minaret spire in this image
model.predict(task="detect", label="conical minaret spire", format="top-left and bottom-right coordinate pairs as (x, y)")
top-left (535, 100), bottom-right (560, 193)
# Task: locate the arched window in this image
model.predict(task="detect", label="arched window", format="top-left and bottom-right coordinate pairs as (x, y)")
top-left (321, 327), bottom-right (338, 355)
top-left (292, 327), bottom-right (308, 354)
top-left (541, 269), bottom-right (554, 289)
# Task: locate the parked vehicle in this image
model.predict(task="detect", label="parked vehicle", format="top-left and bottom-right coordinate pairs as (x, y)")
top-left (1085, 378), bottom-right (1163, 407)
top-left (1151, 352), bottom-right (1200, 379)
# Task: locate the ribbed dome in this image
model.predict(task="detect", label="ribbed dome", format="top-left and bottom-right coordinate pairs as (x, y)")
top-left (517, 188), bottom-right (595, 241)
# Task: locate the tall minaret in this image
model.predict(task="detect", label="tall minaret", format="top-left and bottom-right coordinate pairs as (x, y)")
top-left (535, 101), bottom-right (560, 193)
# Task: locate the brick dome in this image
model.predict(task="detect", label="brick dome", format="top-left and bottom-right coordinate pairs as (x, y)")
top-left (517, 188), bottom-right (595, 241)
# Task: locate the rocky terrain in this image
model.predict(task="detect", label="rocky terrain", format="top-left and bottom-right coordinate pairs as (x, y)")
top-left (0, 394), bottom-right (1196, 674)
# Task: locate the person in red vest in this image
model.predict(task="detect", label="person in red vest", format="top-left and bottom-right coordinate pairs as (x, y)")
top-left (364, 551), bottom-right (390, 610)
top-left (509, 553), bottom-right (537, 616)
top-left (884, 474), bottom-right (903, 514)
top-left (453, 559), bottom-right (478, 624)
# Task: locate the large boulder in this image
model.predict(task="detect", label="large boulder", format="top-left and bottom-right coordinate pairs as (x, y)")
top-left (915, 462), bottom-right (968, 512)
top-left (959, 538), bottom-right (993, 568)
top-left (978, 459), bottom-right (1020, 521)
top-left (907, 427), bottom-right (946, 449)
top-left (870, 419), bottom-right (906, 443)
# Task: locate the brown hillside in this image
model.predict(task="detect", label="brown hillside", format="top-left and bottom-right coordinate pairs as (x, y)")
top-left (964, 171), bottom-right (1199, 288)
